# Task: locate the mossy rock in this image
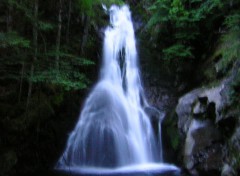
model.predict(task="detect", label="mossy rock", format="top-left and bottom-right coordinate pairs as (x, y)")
top-left (163, 112), bottom-right (180, 151)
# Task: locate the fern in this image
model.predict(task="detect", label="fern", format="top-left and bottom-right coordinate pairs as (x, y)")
top-left (163, 44), bottom-right (193, 60)
top-left (29, 50), bottom-right (94, 91)
top-left (0, 32), bottom-right (30, 48)
top-left (31, 69), bottom-right (89, 91)
top-left (145, 0), bottom-right (222, 61)
top-left (215, 13), bottom-right (240, 73)
top-left (38, 21), bottom-right (54, 31)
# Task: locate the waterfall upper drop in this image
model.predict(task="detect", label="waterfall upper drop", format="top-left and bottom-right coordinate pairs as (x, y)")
top-left (56, 5), bottom-right (179, 174)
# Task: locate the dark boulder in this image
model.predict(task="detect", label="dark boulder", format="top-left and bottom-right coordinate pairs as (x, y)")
top-left (183, 119), bottom-right (223, 175)
top-left (175, 81), bottom-right (237, 175)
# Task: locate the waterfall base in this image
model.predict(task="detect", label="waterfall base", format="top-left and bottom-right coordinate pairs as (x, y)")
top-left (57, 163), bottom-right (180, 176)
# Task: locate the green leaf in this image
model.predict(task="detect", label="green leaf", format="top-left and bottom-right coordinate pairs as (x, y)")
top-left (214, 12), bottom-right (240, 73)
top-left (163, 44), bottom-right (194, 60)
top-left (38, 21), bottom-right (55, 31)
top-left (0, 32), bottom-right (30, 48)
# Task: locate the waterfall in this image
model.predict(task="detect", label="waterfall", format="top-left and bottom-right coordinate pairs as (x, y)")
top-left (158, 120), bottom-right (163, 162)
top-left (56, 4), bottom-right (179, 175)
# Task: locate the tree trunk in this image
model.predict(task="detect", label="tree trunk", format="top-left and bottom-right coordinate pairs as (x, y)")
top-left (18, 62), bottom-right (25, 102)
top-left (56, 0), bottom-right (62, 70)
top-left (26, 0), bottom-right (38, 111)
top-left (66, 0), bottom-right (72, 44)
top-left (6, 2), bottom-right (13, 32)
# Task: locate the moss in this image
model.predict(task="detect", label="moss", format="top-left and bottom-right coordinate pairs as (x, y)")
top-left (228, 140), bottom-right (240, 171)
top-left (164, 112), bottom-right (180, 151)
top-left (203, 67), bottom-right (217, 83)
top-left (199, 54), bottom-right (221, 87)
top-left (166, 127), bottom-right (180, 150)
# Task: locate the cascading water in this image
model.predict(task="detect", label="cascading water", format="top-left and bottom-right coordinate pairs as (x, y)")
top-left (56, 4), bottom-right (180, 175)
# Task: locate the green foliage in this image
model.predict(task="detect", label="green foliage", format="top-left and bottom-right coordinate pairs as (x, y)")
top-left (163, 44), bottom-right (193, 60)
top-left (30, 53), bottom-right (94, 90)
top-left (145, 0), bottom-right (222, 61)
top-left (75, 0), bottom-right (124, 16)
top-left (167, 127), bottom-right (180, 150)
top-left (215, 13), bottom-right (240, 73)
top-left (101, 0), bottom-right (124, 7)
top-left (164, 112), bottom-right (180, 151)
top-left (146, 0), bottom-right (171, 28)
top-left (0, 0), bottom-right (96, 91)
top-left (31, 70), bottom-right (88, 91)
top-left (76, 0), bottom-right (94, 16)
top-left (46, 52), bottom-right (95, 66)
top-left (38, 21), bottom-right (55, 31)
top-left (0, 32), bottom-right (30, 48)
top-left (8, 0), bottom-right (35, 22)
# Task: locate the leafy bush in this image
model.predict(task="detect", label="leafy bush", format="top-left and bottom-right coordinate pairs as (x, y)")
top-left (145, 0), bottom-right (222, 61)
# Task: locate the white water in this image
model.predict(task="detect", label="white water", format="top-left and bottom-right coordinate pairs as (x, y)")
top-left (56, 5), bottom-right (179, 174)
top-left (158, 121), bottom-right (163, 161)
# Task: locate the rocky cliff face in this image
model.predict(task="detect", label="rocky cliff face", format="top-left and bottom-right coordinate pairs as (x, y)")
top-left (176, 66), bottom-right (240, 175)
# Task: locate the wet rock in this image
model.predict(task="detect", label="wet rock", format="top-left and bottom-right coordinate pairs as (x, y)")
top-left (227, 124), bottom-right (240, 173)
top-left (144, 106), bottom-right (165, 122)
top-left (221, 164), bottom-right (235, 176)
top-left (175, 50), bottom-right (240, 176)
top-left (176, 83), bottom-right (228, 135)
top-left (175, 77), bottom-right (240, 175)
top-left (144, 106), bottom-right (165, 140)
top-left (193, 97), bottom-right (208, 115)
top-left (175, 82), bottom-right (232, 175)
top-left (230, 126), bottom-right (240, 155)
top-left (176, 89), bottom-right (204, 135)
top-left (184, 119), bottom-right (223, 174)
top-left (145, 86), bottom-right (178, 113)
